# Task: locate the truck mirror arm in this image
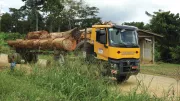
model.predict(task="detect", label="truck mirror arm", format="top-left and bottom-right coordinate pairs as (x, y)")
top-left (104, 44), bottom-right (108, 48)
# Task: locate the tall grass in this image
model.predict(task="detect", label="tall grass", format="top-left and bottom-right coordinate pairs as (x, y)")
top-left (0, 53), bottom-right (165, 101)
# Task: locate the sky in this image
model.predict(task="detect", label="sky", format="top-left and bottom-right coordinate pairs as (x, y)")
top-left (0, 0), bottom-right (179, 24)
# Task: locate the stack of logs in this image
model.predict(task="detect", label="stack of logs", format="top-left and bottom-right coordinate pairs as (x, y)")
top-left (7, 28), bottom-right (81, 51)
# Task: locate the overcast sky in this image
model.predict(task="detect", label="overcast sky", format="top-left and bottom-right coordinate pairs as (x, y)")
top-left (0, 0), bottom-right (179, 24)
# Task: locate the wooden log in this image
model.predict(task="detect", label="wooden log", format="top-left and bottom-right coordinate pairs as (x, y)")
top-left (7, 39), bottom-right (23, 47)
top-left (26, 30), bottom-right (49, 39)
top-left (19, 40), bottom-right (34, 48)
top-left (52, 38), bottom-right (77, 51)
top-left (50, 27), bottom-right (81, 40)
top-left (8, 38), bottom-right (77, 51)
top-left (39, 39), bottom-right (53, 49)
top-left (33, 40), bottom-right (40, 48)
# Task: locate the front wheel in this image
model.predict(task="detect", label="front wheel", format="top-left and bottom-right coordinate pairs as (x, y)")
top-left (116, 75), bottom-right (130, 83)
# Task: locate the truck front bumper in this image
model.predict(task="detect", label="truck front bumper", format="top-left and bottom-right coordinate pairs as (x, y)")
top-left (108, 58), bottom-right (140, 76)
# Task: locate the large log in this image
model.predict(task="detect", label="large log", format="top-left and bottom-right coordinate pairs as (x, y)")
top-left (50, 27), bottom-right (81, 40)
top-left (39, 39), bottom-right (54, 49)
top-left (7, 39), bottom-right (23, 47)
top-left (19, 40), bottom-right (34, 48)
top-left (26, 30), bottom-right (49, 39)
top-left (52, 38), bottom-right (76, 51)
top-left (7, 38), bottom-right (77, 51)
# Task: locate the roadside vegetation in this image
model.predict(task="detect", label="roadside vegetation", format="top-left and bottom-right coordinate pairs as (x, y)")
top-left (141, 63), bottom-right (180, 78)
top-left (0, 53), bottom-right (166, 101)
top-left (0, 32), bottom-right (25, 54)
top-left (0, 33), bottom-right (179, 100)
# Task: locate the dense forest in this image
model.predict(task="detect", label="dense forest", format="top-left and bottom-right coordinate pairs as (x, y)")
top-left (0, 0), bottom-right (101, 33)
top-left (0, 0), bottom-right (180, 63)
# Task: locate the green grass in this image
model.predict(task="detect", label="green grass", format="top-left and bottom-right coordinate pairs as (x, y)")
top-left (141, 63), bottom-right (180, 78)
top-left (0, 53), bottom-right (164, 101)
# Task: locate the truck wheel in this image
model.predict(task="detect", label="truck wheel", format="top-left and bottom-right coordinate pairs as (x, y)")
top-left (116, 75), bottom-right (130, 83)
top-left (15, 48), bottom-right (38, 63)
top-left (58, 54), bottom-right (65, 64)
top-left (8, 53), bottom-right (23, 64)
top-left (53, 50), bottom-right (65, 64)
top-left (24, 53), bottom-right (38, 63)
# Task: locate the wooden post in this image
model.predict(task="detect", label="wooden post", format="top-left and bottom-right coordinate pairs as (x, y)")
top-left (142, 38), bottom-right (145, 64)
top-left (83, 28), bottom-right (87, 58)
top-left (84, 28), bottom-right (87, 51)
top-left (152, 36), bottom-right (155, 64)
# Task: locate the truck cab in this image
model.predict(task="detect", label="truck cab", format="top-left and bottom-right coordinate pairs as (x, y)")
top-left (90, 24), bottom-right (140, 82)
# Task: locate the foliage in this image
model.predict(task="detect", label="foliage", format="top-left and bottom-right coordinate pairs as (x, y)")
top-left (123, 22), bottom-right (150, 30)
top-left (141, 63), bottom-right (180, 78)
top-left (0, 32), bottom-right (25, 53)
top-left (124, 11), bottom-right (180, 63)
top-left (147, 11), bottom-right (180, 63)
top-left (0, 54), bottom-right (163, 101)
top-left (170, 46), bottom-right (180, 62)
top-left (123, 22), bottom-right (145, 29)
top-left (0, 0), bottom-right (101, 34)
top-left (0, 32), bottom-right (25, 41)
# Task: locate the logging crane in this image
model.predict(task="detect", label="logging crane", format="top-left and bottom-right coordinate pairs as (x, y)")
top-left (7, 22), bottom-right (140, 82)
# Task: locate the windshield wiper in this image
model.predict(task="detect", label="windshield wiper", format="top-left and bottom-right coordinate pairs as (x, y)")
top-left (116, 42), bottom-right (127, 47)
top-left (127, 43), bottom-right (139, 47)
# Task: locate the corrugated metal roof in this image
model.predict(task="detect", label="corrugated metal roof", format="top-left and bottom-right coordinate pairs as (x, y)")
top-left (138, 29), bottom-right (164, 37)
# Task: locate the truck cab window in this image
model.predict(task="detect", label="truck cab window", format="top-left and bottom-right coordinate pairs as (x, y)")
top-left (96, 29), bottom-right (107, 44)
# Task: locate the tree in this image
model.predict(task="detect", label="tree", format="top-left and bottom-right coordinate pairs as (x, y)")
top-left (0, 0), bottom-right (101, 33)
top-left (21, 0), bottom-right (45, 31)
top-left (42, 0), bottom-right (64, 32)
top-left (78, 5), bottom-right (101, 28)
top-left (147, 11), bottom-right (180, 62)
top-left (9, 8), bottom-right (24, 32)
top-left (123, 22), bottom-right (146, 29)
top-left (1, 13), bottom-right (13, 32)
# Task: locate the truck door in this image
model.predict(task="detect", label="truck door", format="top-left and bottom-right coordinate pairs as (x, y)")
top-left (94, 28), bottom-right (109, 61)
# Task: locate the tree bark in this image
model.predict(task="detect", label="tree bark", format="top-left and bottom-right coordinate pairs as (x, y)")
top-left (49, 20), bottom-right (53, 33)
top-left (68, 18), bottom-right (71, 30)
top-left (58, 25), bottom-right (61, 32)
top-left (35, 10), bottom-right (38, 31)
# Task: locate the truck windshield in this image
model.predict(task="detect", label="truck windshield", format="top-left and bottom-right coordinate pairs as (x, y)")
top-left (108, 28), bottom-right (138, 47)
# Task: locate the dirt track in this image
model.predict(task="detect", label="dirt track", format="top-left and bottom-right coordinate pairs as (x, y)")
top-left (0, 54), bottom-right (180, 98)
top-left (0, 54), bottom-right (32, 74)
top-left (0, 54), bottom-right (10, 69)
top-left (114, 74), bottom-right (180, 97)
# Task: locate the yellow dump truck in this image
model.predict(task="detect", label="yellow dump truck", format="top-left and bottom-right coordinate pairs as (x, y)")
top-left (7, 23), bottom-right (140, 82)
top-left (78, 24), bottom-right (140, 82)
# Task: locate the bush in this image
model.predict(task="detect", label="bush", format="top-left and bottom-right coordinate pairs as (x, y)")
top-left (0, 32), bottom-right (25, 41)
top-left (0, 53), bottom-right (164, 101)
top-left (154, 48), bottom-right (161, 62)
top-left (0, 32), bottom-right (25, 54)
top-left (170, 46), bottom-right (180, 63)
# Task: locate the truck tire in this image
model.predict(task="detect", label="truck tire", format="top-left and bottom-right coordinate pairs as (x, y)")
top-left (116, 75), bottom-right (130, 83)
top-left (15, 48), bottom-right (38, 63)
top-left (25, 53), bottom-right (38, 63)
top-left (53, 50), bottom-right (65, 64)
top-left (8, 53), bottom-right (23, 64)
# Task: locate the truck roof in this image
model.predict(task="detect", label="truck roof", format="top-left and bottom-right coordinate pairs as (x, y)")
top-left (92, 24), bottom-right (138, 30)
top-left (113, 25), bottom-right (138, 30)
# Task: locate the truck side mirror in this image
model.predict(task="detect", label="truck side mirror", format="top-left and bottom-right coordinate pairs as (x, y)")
top-left (96, 30), bottom-right (107, 44)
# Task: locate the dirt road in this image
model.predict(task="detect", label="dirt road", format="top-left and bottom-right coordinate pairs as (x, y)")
top-left (0, 54), bottom-right (32, 74)
top-left (112, 74), bottom-right (180, 98)
top-left (0, 54), bottom-right (179, 98)
top-left (0, 54), bottom-right (10, 69)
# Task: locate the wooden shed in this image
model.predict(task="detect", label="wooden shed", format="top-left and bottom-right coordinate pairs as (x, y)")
top-left (137, 30), bottom-right (163, 64)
